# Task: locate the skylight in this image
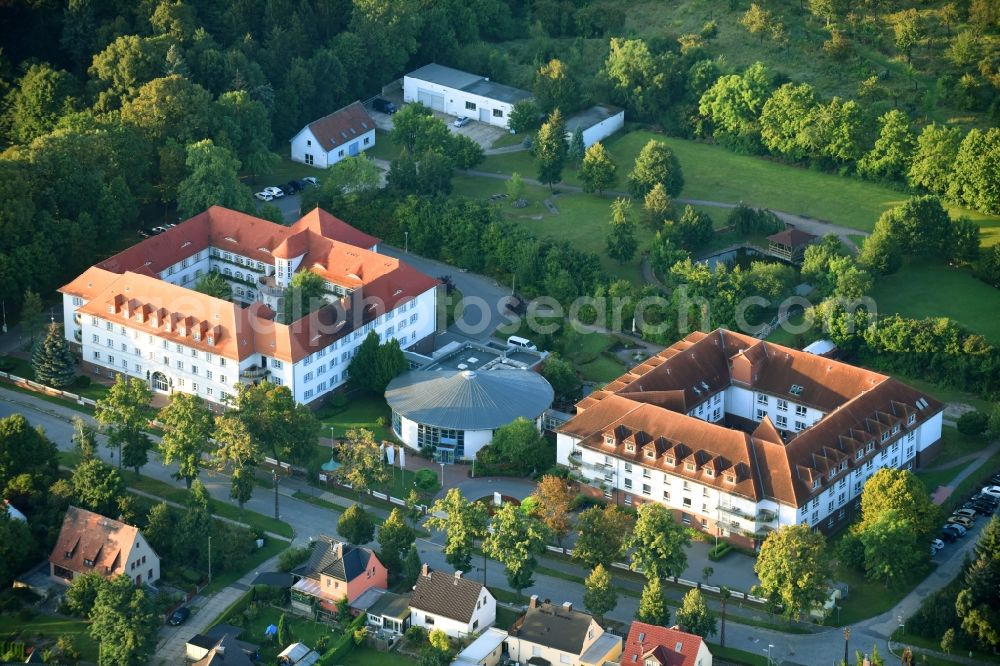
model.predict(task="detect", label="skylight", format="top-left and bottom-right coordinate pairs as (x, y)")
top-left (790, 384), bottom-right (804, 395)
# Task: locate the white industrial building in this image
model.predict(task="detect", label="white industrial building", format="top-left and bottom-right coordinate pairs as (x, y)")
top-left (565, 104), bottom-right (625, 147)
top-left (403, 63), bottom-right (532, 128)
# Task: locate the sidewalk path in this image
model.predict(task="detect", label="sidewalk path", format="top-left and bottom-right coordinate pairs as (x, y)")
top-left (929, 438), bottom-right (1000, 505)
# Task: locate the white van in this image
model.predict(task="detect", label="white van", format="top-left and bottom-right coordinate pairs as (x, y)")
top-left (507, 335), bottom-right (537, 351)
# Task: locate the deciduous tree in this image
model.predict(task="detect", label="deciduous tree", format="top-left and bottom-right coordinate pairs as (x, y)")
top-left (858, 509), bottom-right (925, 587)
top-left (603, 38), bottom-right (668, 118)
top-left (348, 331), bottom-right (407, 394)
top-left (859, 468), bottom-right (940, 542)
top-left (606, 197), bottom-right (638, 265)
top-left (572, 505), bottom-right (633, 570)
top-left (754, 525), bottom-right (832, 620)
top-left (948, 128), bottom-right (1000, 215)
top-left (857, 110), bottom-right (916, 182)
top-left (424, 489), bottom-right (488, 573)
top-left (95, 376), bottom-right (153, 475)
top-left (283, 270), bottom-right (326, 322)
top-left (533, 109), bottom-right (567, 190)
top-left (483, 502), bottom-right (549, 593)
top-left (532, 475), bottom-right (574, 546)
top-left (65, 571), bottom-right (105, 618)
top-left (636, 576), bottom-right (670, 625)
top-left (176, 139), bottom-right (254, 218)
top-left (579, 141), bottom-right (617, 194)
top-left (629, 140), bottom-right (684, 199)
top-left (908, 124), bottom-right (962, 196)
top-left (338, 503), bottom-right (375, 545)
top-left (88, 574), bottom-right (160, 665)
top-left (509, 99), bottom-right (541, 135)
top-left (158, 393), bottom-right (214, 488)
top-left (70, 457), bottom-right (125, 516)
top-left (193, 272), bottom-right (231, 300)
top-left (534, 59), bottom-right (578, 114)
top-left (336, 428), bottom-right (389, 504)
top-left (378, 508), bottom-right (416, 577)
top-left (675, 589), bottom-right (717, 638)
top-left (0, 511), bottom-right (34, 588)
top-left (626, 502), bottom-right (690, 582)
top-left (583, 564), bottom-right (617, 621)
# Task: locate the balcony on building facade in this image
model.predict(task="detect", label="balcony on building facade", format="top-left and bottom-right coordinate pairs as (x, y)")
top-left (568, 450), bottom-right (583, 466)
top-left (240, 365), bottom-right (270, 380)
top-left (757, 508), bottom-right (778, 523)
top-left (258, 275), bottom-right (285, 298)
top-left (717, 503), bottom-right (756, 522)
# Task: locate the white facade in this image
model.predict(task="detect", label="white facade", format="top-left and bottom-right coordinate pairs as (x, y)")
top-left (410, 587), bottom-right (496, 639)
top-left (557, 390), bottom-right (944, 536)
top-left (403, 75), bottom-right (521, 128)
top-left (290, 126), bottom-right (375, 169)
top-left (566, 106), bottom-right (625, 148)
top-left (126, 532), bottom-right (160, 586)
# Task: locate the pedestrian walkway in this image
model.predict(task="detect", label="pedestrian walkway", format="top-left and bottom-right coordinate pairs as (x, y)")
top-left (928, 439), bottom-right (1000, 505)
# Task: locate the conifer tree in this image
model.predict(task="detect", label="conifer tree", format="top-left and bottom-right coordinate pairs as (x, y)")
top-left (31, 322), bottom-right (76, 388)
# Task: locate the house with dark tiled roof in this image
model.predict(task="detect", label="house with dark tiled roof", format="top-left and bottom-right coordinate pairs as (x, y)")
top-left (59, 206), bottom-right (438, 409)
top-left (409, 564), bottom-right (495, 638)
top-left (290, 101), bottom-right (376, 168)
top-left (49, 506), bottom-right (159, 586)
top-left (557, 329), bottom-right (944, 547)
top-left (621, 622), bottom-right (712, 666)
top-left (290, 537), bottom-right (387, 620)
top-left (505, 596), bottom-right (622, 666)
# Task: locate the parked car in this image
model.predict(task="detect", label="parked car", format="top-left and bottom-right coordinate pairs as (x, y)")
top-left (151, 226), bottom-right (169, 234)
top-left (981, 485), bottom-right (1000, 499)
top-left (947, 515), bottom-right (974, 529)
top-left (371, 97), bottom-right (397, 114)
top-left (255, 191), bottom-right (274, 202)
top-left (975, 491), bottom-right (999, 505)
top-left (262, 186), bottom-right (284, 198)
top-left (988, 474), bottom-right (1000, 485)
top-left (283, 180), bottom-right (301, 194)
top-left (939, 529), bottom-right (958, 543)
top-left (138, 230), bottom-right (150, 238)
top-left (972, 499), bottom-right (997, 514)
top-left (453, 116), bottom-right (471, 128)
top-left (301, 177), bottom-right (318, 187)
top-left (953, 508), bottom-right (977, 520)
top-left (942, 523), bottom-right (966, 538)
top-left (931, 538), bottom-right (945, 551)
top-left (168, 607), bottom-right (190, 626)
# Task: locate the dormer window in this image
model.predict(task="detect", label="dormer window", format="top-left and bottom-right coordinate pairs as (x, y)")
top-left (907, 413), bottom-right (916, 425)
top-left (839, 461), bottom-right (847, 471)
top-left (84, 558), bottom-right (94, 567)
top-left (812, 478), bottom-right (821, 489)
top-left (645, 450), bottom-right (655, 459)
top-left (855, 450), bottom-right (863, 460)
top-left (666, 456), bottom-right (675, 465)
top-left (881, 431), bottom-right (890, 442)
top-left (866, 441), bottom-right (874, 453)
top-left (604, 435), bottom-right (614, 446)
top-left (685, 462), bottom-right (695, 471)
top-left (891, 424), bottom-right (900, 435)
top-left (705, 468), bottom-right (714, 477)
top-left (626, 443), bottom-right (635, 453)
top-left (724, 474), bottom-right (735, 484)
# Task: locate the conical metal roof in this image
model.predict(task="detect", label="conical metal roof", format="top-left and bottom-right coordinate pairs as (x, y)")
top-left (385, 368), bottom-right (554, 431)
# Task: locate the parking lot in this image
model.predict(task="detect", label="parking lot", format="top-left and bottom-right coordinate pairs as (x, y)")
top-left (363, 93), bottom-right (509, 150)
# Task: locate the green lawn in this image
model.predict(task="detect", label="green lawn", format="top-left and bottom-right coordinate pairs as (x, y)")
top-left (491, 132), bottom-right (525, 149)
top-left (365, 130), bottom-right (399, 161)
top-left (315, 394), bottom-right (394, 442)
top-left (245, 157), bottom-right (326, 189)
top-left (128, 474), bottom-right (294, 538)
top-left (869, 263), bottom-right (1000, 344)
top-left (706, 643), bottom-right (769, 666)
top-left (495, 606), bottom-right (520, 631)
top-left (225, 605), bottom-right (336, 662)
top-left (0, 613), bottom-right (99, 662)
top-left (916, 426), bottom-right (990, 493)
top-left (200, 536), bottom-right (289, 596)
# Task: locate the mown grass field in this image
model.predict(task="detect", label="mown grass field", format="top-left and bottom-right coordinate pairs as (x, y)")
top-left (869, 263), bottom-right (1000, 343)
top-left (479, 130), bottom-right (1000, 245)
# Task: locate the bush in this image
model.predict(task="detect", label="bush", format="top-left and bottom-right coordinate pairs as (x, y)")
top-left (278, 545), bottom-right (314, 573)
top-left (413, 469), bottom-right (440, 493)
top-left (569, 493), bottom-right (604, 511)
top-left (406, 625), bottom-right (427, 644)
top-left (956, 411), bottom-right (989, 436)
top-left (707, 542), bottom-right (732, 561)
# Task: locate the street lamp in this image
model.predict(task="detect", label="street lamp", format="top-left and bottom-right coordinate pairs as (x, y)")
top-left (439, 461), bottom-right (445, 487)
top-left (404, 231), bottom-right (409, 253)
top-left (844, 627), bottom-right (851, 666)
top-left (763, 644), bottom-right (774, 666)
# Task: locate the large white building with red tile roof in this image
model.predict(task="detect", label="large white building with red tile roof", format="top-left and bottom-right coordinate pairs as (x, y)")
top-left (557, 329), bottom-right (944, 547)
top-left (60, 206), bottom-right (439, 407)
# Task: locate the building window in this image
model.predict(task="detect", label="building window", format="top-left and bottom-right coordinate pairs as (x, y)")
top-left (642, 484), bottom-right (651, 495)
top-left (795, 405), bottom-right (807, 417)
top-left (624, 478), bottom-right (632, 490)
top-left (757, 393), bottom-right (768, 405)
top-left (338, 150), bottom-right (344, 157)
top-left (756, 409), bottom-right (766, 421)
top-left (305, 153), bottom-right (314, 165)
top-left (777, 399), bottom-right (788, 411)
top-left (795, 421), bottom-right (806, 431)
top-left (364, 137), bottom-right (370, 145)
top-left (493, 108), bottom-right (503, 118)
top-left (776, 415), bottom-right (787, 428)
top-left (465, 101), bottom-right (476, 110)
top-left (681, 513), bottom-right (691, 525)
top-left (682, 497), bottom-right (692, 508)
top-left (624, 494), bottom-right (632, 506)
top-left (662, 490), bottom-right (670, 501)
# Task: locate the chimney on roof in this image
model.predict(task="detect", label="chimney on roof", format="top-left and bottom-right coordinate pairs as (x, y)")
top-left (562, 602), bottom-right (573, 613)
top-left (420, 563), bottom-right (429, 577)
top-left (216, 645), bottom-right (225, 656)
top-left (529, 595), bottom-right (539, 609)
top-left (454, 570), bottom-right (462, 580)
top-left (334, 541), bottom-right (343, 559)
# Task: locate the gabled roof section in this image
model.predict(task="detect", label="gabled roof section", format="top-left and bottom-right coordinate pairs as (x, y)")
top-left (291, 208), bottom-right (380, 250)
top-left (509, 600), bottom-right (596, 655)
top-left (49, 506), bottom-right (146, 576)
top-left (410, 567), bottom-right (489, 623)
top-left (294, 536), bottom-right (376, 583)
top-left (301, 101), bottom-right (375, 152)
top-left (622, 622), bottom-right (707, 666)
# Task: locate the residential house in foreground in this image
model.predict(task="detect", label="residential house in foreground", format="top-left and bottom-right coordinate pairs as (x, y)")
top-left (187, 625), bottom-right (259, 666)
top-left (49, 506), bottom-right (159, 586)
top-left (557, 328), bottom-right (944, 548)
top-left (291, 537), bottom-right (387, 620)
top-left (365, 591), bottom-right (412, 636)
top-left (60, 206), bottom-right (438, 409)
top-left (409, 564), bottom-right (496, 638)
top-left (505, 596), bottom-right (622, 666)
top-left (403, 63), bottom-right (531, 128)
top-left (290, 101), bottom-right (376, 168)
top-left (621, 622), bottom-right (712, 666)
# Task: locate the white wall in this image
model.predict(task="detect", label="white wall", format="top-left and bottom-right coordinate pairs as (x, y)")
top-left (402, 76), bottom-right (516, 128)
top-left (291, 127), bottom-right (376, 169)
top-left (412, 587), bottom-right (495, 638)
top-left (581, 111), bottom-right (624, 147)
top-left (126, 532), bottom-right (160, 585)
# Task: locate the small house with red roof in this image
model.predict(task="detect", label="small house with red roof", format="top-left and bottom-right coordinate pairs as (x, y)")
top-left (49, 506), bottom-right (160, 586)
top-left (621, 622), bottom-right (713, 666)
top-left (290, 101), bottom-right (376, 168)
